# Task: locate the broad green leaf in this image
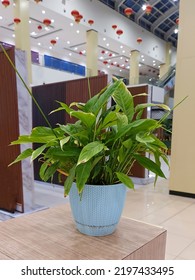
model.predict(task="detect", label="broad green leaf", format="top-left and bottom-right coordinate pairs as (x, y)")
top-left (84, 85), bottom-right (108, 113)
top-left (11, 135), bottom-right (55, 144)
top-left (91, 79), bottom-right (122, 116)
top-left (8, 148), bottom-right (33, 166)
top-left (31, 126), bottom-right (55, 136)
top-left (50, 101), bottom-right (72, 115)
top-left (77, 141), bottom-right (105, 165)
top-left (41, 161), bottom-right (59, 182)
top-left (75, 161), bottom-right (92, 193)
top-left (69, 102), bottom-right (85, 110)
top-left (122, 139), bottom-right (133, 149)
top-left (114, 119), bottom-right (157, 141)
top-left (116, 113), bottom-right (128, 129)
top-left (112, 82), bottom-right (134, 123)
top-left (39, 160), bottom-right (50, 181)
top-left (118, 146), bottom-right (126, 163)
top-left (134, 154), bottom-right (166, 178)
top-left (31, 144), bottom-right (47, 162)
top-left (64, 165), bottom-right (76, 196)
top-left (70, 111), bottom-right (96, 128)
top-left (116, 172), bottom-right (134, 189)
top-left (102, 111), bottom-right (117, 128)
top-left (45, 146), bottom-right (80, 158)
top-left (135, 103), bottom-right (171, 114)
top-left (136, 133), bottom-right (155, 144)
top-left (60, 136), bottom-right (70, 150)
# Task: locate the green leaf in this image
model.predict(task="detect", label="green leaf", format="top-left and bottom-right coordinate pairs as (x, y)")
top-left (84, 85), bottom-right (108, 113)
top-left (112, 82), bottom-right (134, 123)
top-left (8, 148), bottom-right (33, 166)
top-left (75, 161), bottom-right (92, 193)
top-left (70, 111), bottom-right (96, 128)
top-left (64, 165), bottom-right (76, 196)
top-left (135, 103), bottom-right (171, 114)
top-left (102, 111), bottom-right (117, 128)
top-left (39, 160), bottom-right (50, 181)
top-left (116, 172), bottom-right (134, 189)
top-left (134, 154), bottom-right (166, 178)
top-left (77, 141), bottom-right (105, 165)
top-left (116, 113), bottom-right (128, 129)
top-left (41, 162), bottom-right (59, 182)
top-left (136, 133), bottom-right (155, 144)
top-left (122, 139), bottom-right (133, 149)
top-left (91, 79), bottom-right (122, 116)
top-left (60, 136), bottom-right (70, 150)
top-left (31, 144), bottom-right (47, 162)
top-left (50, 101), bottom-right (72, 115)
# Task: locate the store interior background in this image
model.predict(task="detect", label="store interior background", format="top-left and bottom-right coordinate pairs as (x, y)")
top-left (0, 0), bottom-right (195, 260)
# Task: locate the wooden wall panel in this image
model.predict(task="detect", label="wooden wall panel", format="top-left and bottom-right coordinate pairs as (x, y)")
top-left (0, 47), bottom-right (23, 212)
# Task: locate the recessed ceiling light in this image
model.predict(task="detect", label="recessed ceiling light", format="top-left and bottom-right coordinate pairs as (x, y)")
top-left (29, 20), bottom-right (31, 24)
top-left (51, 19), bottom-right (54, 23)
top-left (49, 46), bottom-right (52, 49)
top-left (103, 37), bottom-right (106, 41)
top-left (174, 28), bottom-right (178, 34)
top-left (70, 23), bottom-right (74, 26)
top-left (120, 57), bottom-right (123, 59)
top-left (139, 63), bottom-right (141, 67)
top-left (122, 50), bottom-right (125, 53)
top-left (142, 58), bottom-right (145, 61)
top-left (82, 50), bottom-right (86, 54)
top-left (76, 30), bottom-right (80, 34)
top-left (45, 27), bottom-right (50, 31)
top-left (142, 4), bottom-right (146, 11)
top-left (69, 53), bottom-right (72, 56)
top-left (56, 37), bottom-right (59, 40)
top-left (0, 16), bottom-right (3, 20)
top-left (31, 32), bottom-right (37, 36)
top-left (106, 43), bottom-right (109, 47)
top-left (141, 55), bottom-right (144, 58)
top-left (120, 69), bottom-right (122, 72)
top-left (74, 47), bottom-right (78, 50)
top-left (38, 42), bottom-right (41, 46)
top-left (153, 60), bottom-right (156, 63)
top-left (108, 59), bottom-right (111, 62)
top-left (112, 54), bottom-right (116, 57)
top-left (42, 10), bottom-right (46, 14)
top-left (12, 34), bottom-right (15, 38)
top-left (120, 45), bottom-right (123, 49)
top-left (121, 64), bottom-right (124, 67)
top-left (153, 63), bottom-right (156, 66)
top-left (99, 56), bottom-right (103, 60)
top-left (67, 41), bottom-right (70, 44)
top-left (107, 65), bottom-right (110, 68)
top-left (105, 51), bottom-right (108, 54)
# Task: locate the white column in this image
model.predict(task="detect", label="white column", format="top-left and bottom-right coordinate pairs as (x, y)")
top-left (86, 29), bottom-right (98, 77)
top-left (129, 50), bottom-right (140, 85)
top-left (169, 0), bottom-right (195, 196)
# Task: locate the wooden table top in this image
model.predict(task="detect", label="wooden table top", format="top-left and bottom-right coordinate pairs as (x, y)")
top-left (0, 203), bottom-right (166, 260)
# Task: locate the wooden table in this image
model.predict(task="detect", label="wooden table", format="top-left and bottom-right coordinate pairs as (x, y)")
top-left (0, 204), bottom-right (166, 260)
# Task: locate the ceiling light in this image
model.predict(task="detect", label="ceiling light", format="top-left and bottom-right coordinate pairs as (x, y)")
top-left (0, 16), bottom-right (3, 20)
top-left (107, 65), bottom-right (110, 68)
top-left (38, 42), bottom-right (41, 46)
top-left (49, 46), bottom-right (52, 49)
top-left (99, 56), bottom-right (103, 60)
top-left (105, 51), bottom-right (108, 54)
top-left (119, 69), bottom-right (122, 72)
top-left (76, 30), bottom-right (80, 34)
top-left (74, 47), bottom-right (78, 50)
top-left (153, 63), bottom-right (156, 66)
top-left (56, 37), bottom-right (59, 40)
top-left (42, 10), bottom-right (46, 14)
top-left (122, 50), bottom-right (125, 53)
top-left (70, 23), bottom-right (74, 26)
top-left (82, 50), bottom-right (86, 54)
top-left (106, 43), bottom-right (109, 47)
top-left (112, 54), bottom-right (116, 57)
top-left (67, 41), bottom-right (70, 44)
top-left (142, 4), bottom-right (146, 11)
top-left (69, 53), bottom-right (72, 56)
top-left (174, 28), bottom-right (178, 34)
top-left (12, 34), bottom-right (15, 38)
top-left (29, 20), bottom-right (31, 24)
top-left (31, 32), bottom-right (37, 36)
top-left (114, 62), bottom-right (117, 65)
top-left (103, 37), bottom-right (106, 41)
top-left (120, 57), bottom-right (123, 59)
top-left (141, 55), bottom-right (144, 58)
top-left (120, 45), bottom-right (123, 49)
top-left (153, 60), bottom-right (156, 63)
top-left (108, 59), bottom-right (111, 62)
top-left (142, 58), bottom-right (145, 62)
top-left (45, 27), bottom-right (50, 31)
top-left (139, 63), bottom-right (141, 67)
top-left (51, 19), bottom-right (55, 23)
top-left (121, 64), bottom-right (124, 67)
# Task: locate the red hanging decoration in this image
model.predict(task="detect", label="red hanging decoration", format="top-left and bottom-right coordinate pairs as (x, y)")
top-left (103, 61), bottom-right (108, 65)
top-left (124, 8), bottom-right (133, 17)
top-left (101, 50), bottom-right (105, 54)
top-left (79, 51), bottom-right (83, 55)
top-left (109, 53), bottom-right (112, 57)
top-left (34, 0), bottom-right (42, 3)
top-left (2, 0), bottom-right (10, 7)
top-left (71, 10), bottom-right (80, 18)
top-left (50, 39), bottom-right (57, 46)
top-left (14, 18), bottom-right (21, 24)
top-left (176, 18), bottom-right (179, 25)
top-left (37, 25), bottom-right (42, 30)
top-left (75, 14), bottom-right (83, 23)
top-left (43, 19), bottom-right (51, 26)
top-left (145, 5), bottom-right (152, 15)
top-left (116, 29), bottom-right (123, 37)
top-left (112, 24), bottom-right (117, 30)
top-left (88, 19), bottom-right (94, 26)
top-left (137, 37), bottom-right (143, 44)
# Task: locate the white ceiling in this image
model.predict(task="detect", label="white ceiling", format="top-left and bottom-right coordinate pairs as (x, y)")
top-left (0, 0), bottom-right (165, 79)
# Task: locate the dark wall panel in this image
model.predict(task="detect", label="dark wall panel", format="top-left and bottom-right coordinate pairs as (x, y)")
top-left (0, 47), bottom-right (23, 212)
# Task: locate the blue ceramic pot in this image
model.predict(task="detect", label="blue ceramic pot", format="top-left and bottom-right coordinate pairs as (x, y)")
top-left (69, 182), bottom-right (127, 236)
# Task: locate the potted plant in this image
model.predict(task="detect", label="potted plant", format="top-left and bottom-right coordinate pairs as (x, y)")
top-left (1, 44), bottom-right (176, 236)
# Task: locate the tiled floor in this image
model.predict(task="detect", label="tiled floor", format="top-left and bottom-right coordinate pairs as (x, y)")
top-left (0, 165), bottom-right (195, 260)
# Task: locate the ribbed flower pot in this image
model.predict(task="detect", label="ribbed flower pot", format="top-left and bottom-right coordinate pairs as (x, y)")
top-left (69, 183), bottom-right (127, 236)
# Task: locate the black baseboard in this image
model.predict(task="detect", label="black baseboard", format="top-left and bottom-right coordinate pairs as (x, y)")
top-left (169, 190), bottom-right (195, 199)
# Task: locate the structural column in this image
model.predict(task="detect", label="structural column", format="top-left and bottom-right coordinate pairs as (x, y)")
top-left (86, 29), bottom-right (98, 77)
top-left (169, 0), bottom-right (195, 196)
top-left (159, 42), bottom-right (172, 79)
top-left (13, 0), bottom-right (35, 211)
top-left (129, 50), bottom-right (140, 85)
top-left (14, 0), bottom-right (32, 84)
